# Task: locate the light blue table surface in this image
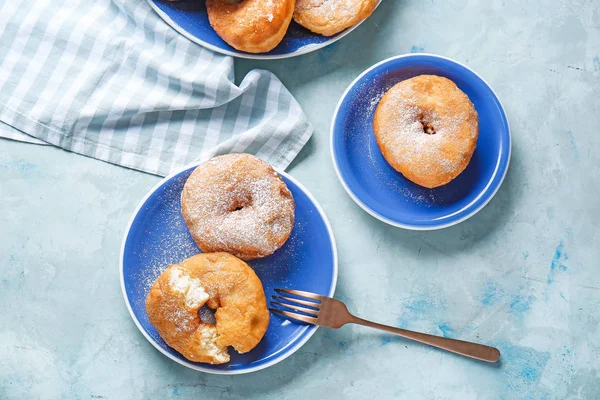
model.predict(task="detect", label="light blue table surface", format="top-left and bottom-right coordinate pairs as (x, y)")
top-left (2, 1), bottom-right (599, 398)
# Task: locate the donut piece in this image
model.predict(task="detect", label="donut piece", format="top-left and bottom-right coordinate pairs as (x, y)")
top-left (181, 153), bottom-right (295, 261)
top-left (293, 0), bottom-right (378, 36)
top-left (206, 0), bottom-right (295, 53)
top-left (373, 75), bottom-right (479, 189)
top-left (145, 253), bottom-right (270, 364)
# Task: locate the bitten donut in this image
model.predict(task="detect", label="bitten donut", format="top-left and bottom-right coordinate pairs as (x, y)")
top-left (145, 253), bottom-right (270, 364)
top-left (373, 75), bottom-right (479, 189)
top-left (206, 0), bottom-right (295, 53)
top-left (293, 0), bottom-right (378, 36)
top-left (181, 153), bottom-right (295, 260)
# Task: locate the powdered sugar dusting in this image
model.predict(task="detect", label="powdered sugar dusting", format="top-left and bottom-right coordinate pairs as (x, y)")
top-left (296, 0), bottom-right (362, 18)
top-left (375, 76), bottom-right (476, 181)
top-left (182, 154), bottom-right (295, 259)
top-left (265, 0), bottom-right (274, 21)
top-left (131, 175), bottom-right (202, 314)
top-left (209, 0), bottom-right (286, 35)
top-left (295, 0), bottom-right (376, 27)
top-left (165, 291), bottom-right (198, 336)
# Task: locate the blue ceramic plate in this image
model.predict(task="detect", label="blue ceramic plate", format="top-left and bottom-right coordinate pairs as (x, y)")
top-left (331, 54), bottom-right (511, 230)
top-left (147, 0), bottom-right (380, 59)
top-left (120, 163), bottom-right (337, 374)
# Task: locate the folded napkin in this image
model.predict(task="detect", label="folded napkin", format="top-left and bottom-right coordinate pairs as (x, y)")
top-left (0, 0), bottom-right (312, 175)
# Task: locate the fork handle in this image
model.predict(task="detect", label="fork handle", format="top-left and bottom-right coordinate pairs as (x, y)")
top-left (351, 317), bottom-right (500, 363)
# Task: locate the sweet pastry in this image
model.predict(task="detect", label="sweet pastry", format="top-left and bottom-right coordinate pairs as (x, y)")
top-left (145, 252), bottom-right (270, 364)
top-left (181, 153), bottom-right (295, 260)
top-left (293, 0), bottom-right (378, 36)
top-left (373, 75), bottom-right (479, 188)
top-left (206, 0), bottom-right (295, 53)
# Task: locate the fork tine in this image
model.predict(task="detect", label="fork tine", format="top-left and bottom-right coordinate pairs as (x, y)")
top-left (272, 295), bottom-right (320, 309)
top-left (269, 308), bottom-right (317, 325)
top-left (271, 301), bottom-right (319, 317)
top-left (275, 288), bottom-right (322, 301)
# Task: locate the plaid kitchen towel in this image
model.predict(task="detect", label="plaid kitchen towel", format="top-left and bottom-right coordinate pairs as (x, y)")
top-left (0, 0), bottom-right (312, 175)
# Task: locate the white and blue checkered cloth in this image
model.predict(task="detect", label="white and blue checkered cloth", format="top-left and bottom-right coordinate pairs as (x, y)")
top-left (0, 0), bottom-right (313, 175)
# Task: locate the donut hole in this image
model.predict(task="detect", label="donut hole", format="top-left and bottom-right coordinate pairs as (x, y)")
top-left (422, 122), bottom-right (436, 135)
top-left (418, 114), bottom-right (437, 135)
top-left (228, 194), bottom-right (252, 212)
top-left (198, 304), bottom-right (217, 325)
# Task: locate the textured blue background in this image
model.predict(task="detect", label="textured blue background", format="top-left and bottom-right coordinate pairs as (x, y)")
top-left (2, 0), bottom-right (600, 399)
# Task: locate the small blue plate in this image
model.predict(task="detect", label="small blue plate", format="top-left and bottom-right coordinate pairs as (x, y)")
top-left (331, 54), bottom-right (511, 230)
top-left (147, 0), bottom-right (380, 59)
top-left (120, 163), bottom-right (337, 374)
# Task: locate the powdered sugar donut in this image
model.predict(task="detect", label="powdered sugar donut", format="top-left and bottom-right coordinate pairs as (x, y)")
top-left (181, 153), bottom-right (295, 260)
top-left (207, 0), bottom-right (295, 53)
top-left (373, 75), bottom-right (479, 189)
top-left (293, 0), bottom-right (378, 36)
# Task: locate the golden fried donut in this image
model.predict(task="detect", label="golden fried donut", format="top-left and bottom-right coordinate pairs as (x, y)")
top-left (293, 0), bottom-right (378, 36)
top-left (206, 0), bottom-right (295, 53)
top-left (181, 153), bottom-right (295, 261)
top-left (145, 253), bottom-right (270, 364)
top-left (373, 75), bottom-right (479, 189)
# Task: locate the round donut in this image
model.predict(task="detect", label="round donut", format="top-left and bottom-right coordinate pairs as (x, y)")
top-left (145, 252), bottom-right (270, 364)
top-left (181, 153), bottom-right (295, 261)
top-left (206, 0), bottom-right (295, 53)
top-left (373, 75), bottom-right (479, 189)
top-left (293, 0), bottom-right (378, 36)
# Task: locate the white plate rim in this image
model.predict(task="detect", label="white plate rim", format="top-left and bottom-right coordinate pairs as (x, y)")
top-left (329, 53), bottom-right (512, 231)
top-left (119, 162), bottom-right (338, 374)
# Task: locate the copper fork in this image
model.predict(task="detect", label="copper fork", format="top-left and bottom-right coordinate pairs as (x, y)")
top-left (270, 289), bottom-right (500, 363)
